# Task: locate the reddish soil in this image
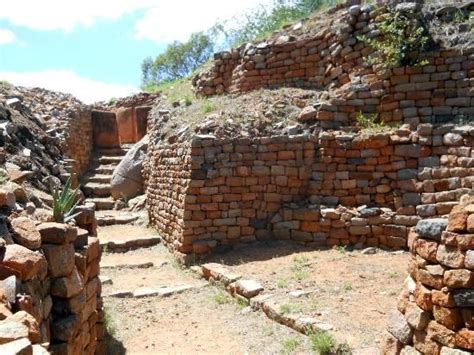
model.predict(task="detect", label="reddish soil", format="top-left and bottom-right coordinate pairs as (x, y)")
top-left (208, 241), bottom-right (409, 348)
top-left (101, 241), bottom-right (408, 353)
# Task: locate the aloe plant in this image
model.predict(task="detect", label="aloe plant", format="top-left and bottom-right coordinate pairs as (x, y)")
top-left (52, 176), bottom-right (81, 223)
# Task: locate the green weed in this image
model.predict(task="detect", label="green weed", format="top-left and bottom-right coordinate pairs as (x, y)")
top-left (282, 337), bottom-right (300, 354)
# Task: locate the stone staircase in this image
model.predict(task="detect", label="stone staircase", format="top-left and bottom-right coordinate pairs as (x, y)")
top-left (82, 146), bottom-right (142, 226)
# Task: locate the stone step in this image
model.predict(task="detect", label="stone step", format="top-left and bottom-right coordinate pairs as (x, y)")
top-left (92, 165), bottom-right (116, 175)
top-left (100, 235), bottom-right (161, 252)
top-left (83, 182), bottom-right (111, 197)
top-left (96, 212), bottom-right (140, 226)
top-left (95, 156), bottom-right (123, 165)
top-left (96, 148), bottom-right (129, 156)
top-left (86, 174), bottom-right (111, 184)
top-left (86, 197), bottom-right (115, 210)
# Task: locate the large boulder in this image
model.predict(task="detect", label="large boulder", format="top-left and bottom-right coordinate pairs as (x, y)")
top-left (110, 136), bottom-right (148, 200)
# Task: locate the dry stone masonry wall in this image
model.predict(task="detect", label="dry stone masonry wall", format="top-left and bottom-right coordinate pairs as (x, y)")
top-left (0, 192), bottom-right (103, 354)
top-left (383, 196), bottom-right (474, 353)
top-left (62, 107), bottom-right (93, 177)
top-left (144, 125), bottom-right (474, 263)
top-left (193, 2), bottom-right (474, 129)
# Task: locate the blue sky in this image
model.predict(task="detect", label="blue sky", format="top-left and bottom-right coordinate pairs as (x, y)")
top-left (0, 0), bottom-right (271, 103)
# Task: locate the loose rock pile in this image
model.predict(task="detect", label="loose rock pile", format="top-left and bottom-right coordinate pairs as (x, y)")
top-left (383, 195), bottom-right (474, 353)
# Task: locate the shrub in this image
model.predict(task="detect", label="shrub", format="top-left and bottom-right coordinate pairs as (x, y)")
top-left (52, 176), bottom-right (81, 223)
top-left (358, 9), bottom-right (430, 68)
top-left (308, 330), bottom-right (336, 355)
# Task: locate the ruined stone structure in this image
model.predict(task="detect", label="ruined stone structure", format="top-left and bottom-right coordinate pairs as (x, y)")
top-left (63, 107), bottom-right (94, 176)
top-left (91, 106), bottom-right (151, 149)
top-left (383, 196), bottom-right (473, 353)
top-left (193, 2), bottom-right (474, 129)
top-left (144, 125), bottom-right (474, 263)
top-left (144, 1), bottom-right (474, 264)
top-left (0, 219), bottom-right (104, 354)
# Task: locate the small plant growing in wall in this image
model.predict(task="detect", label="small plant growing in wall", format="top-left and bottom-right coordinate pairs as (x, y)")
top-left (52, 176), bottom-right (81, 223)
top-left (355, 111), bottom-right (387, 131)
top-left (358, 9), bottom-right (431, 68)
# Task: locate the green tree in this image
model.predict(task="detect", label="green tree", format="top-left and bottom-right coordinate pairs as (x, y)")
top-left (142, 32), bottom-right (214, 89)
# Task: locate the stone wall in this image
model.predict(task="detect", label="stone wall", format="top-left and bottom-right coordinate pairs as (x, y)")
top-left (92, 107), bottom-right (152, 149)
top-left (0, 219), bottom-right (103, 354)
top-left (63, 107), bottom-right (93, 176)
top-left (383, 196), bottom-right (473, 353)
top-left (144, 124), bottom-right (474, 262)
top-left (144, 142), bottom-right (191, 262)
top-left (193, 3), bottom-right (474, 129)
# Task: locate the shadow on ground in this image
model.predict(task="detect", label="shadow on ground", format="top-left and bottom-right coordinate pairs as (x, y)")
top-left (205, 240), bottom-right (331, 266)
top-left (104, 333), bottom-right (126, 355)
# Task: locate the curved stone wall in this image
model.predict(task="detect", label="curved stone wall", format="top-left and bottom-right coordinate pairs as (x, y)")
top-left (383, 195), bottom-right (473, 353)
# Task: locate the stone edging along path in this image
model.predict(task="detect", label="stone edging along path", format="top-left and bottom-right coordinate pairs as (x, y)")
top-left (191, 262), bottom-right (335, 336)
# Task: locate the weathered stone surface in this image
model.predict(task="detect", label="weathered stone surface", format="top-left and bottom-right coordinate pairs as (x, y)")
top-left (440, 346), bottom-right (471, 355)
top-left (453, 289), bottom-right (474, 307)
top-left (0, 319), bottom-right (29, 344)
top-left (416, 219), bottom-right (448, 241)
top-left (1, 245), bottom-right (46, 281)
top-left (297, 106), bottom-right (317, 122)
top-left (51, 315), bottom-right (79, 342)
top-left (405, 302), bottom-right (430, 330)
top-left (444, 269), bottom-right (473, 288)
top-left (11, 218), bottom-right (41, 250)
top-left (433, 305), bottom-right (463, 331)
top-left (111, 136), bottom-right (148, 200)
top-left (201, 263), bottom-right (241, 285)
top-left (447, 211), bottom-right (469, 232)
top-left (41, 243), bottom-right (75, 278)
top-left (465, 250), bottom-right (474, 269)
top-left (387, 310), bottom-right (413, 344)
top-left (50, 267), bottom-right (84, 298)
top-left (0, 337), bottom-right (32, 355)
top-left (427, 321), bottom-right (455, 347)
top-left (454, 328), bottom-right (474, 350)
top-left (436, 245), bottom-right (465, 268)
top-left (37, 223), bottom-right (77, 245)
top-left (9, 311), bottom-right (40, 343)
top-left (235, 279), bottom-right (264, 298)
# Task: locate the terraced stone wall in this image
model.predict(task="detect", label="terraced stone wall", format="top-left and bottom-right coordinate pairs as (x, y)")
top-left (193, 2), bottom-right (474, 129)
top-left (383, 197), bottom-right (473, 353)
top-left (144, 125), bottom-right (474, 262)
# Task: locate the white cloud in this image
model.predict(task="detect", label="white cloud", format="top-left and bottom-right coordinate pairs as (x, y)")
top-left (135, 0), bottom-right (273, 43)
top-left (0, 0), bottom-right (155, 32)
top-left (0, 0), bottom-right (272, 42)
top-left (0, 29), bottom-right (16, 45)
top-left (0, 70), bottom-right (137, 104)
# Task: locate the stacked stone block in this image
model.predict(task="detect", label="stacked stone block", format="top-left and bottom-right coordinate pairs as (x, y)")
top-left (0, 220), bottom-right (103, 354)
top-left (383, 196), bottom-right (474, 353)
top-left (63, 108), bottom-right (93, 176)
top-left (144, 125), bottom-right (473, 261)
top-left (193, 3), bottom-right (474, 129)
top-left (39, 223), bottom-right (102, 354)
top-left (143, 142), bottom-right (192, 263)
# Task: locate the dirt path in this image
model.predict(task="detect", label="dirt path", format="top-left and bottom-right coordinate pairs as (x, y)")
top-left (98, 224), bottom-right (408, 354)
top-left (99, 244), bottom-right (310, 354)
